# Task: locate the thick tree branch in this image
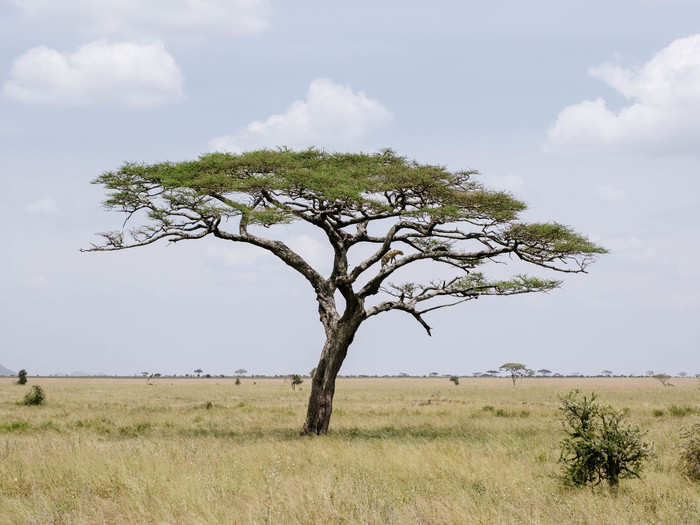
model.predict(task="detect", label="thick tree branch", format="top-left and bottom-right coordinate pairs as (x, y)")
top-left (213, 222), bottom-right (327, 295)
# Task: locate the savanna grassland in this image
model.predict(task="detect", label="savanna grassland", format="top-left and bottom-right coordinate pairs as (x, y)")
top-left (0, 377), bottom-right (698, 525)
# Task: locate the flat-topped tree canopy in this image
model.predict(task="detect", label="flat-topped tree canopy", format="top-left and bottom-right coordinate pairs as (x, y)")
top-left (86, 148), bottom-right (606, 434)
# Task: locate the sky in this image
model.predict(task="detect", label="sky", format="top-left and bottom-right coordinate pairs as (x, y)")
top-left (0, 1), bottom-right (698, 377)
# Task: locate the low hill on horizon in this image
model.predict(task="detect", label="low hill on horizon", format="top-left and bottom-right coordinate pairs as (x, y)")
top-left (0, 364), bottom-right (16, 376)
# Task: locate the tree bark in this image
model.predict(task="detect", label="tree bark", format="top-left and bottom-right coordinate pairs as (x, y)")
top-left (302, 316), bottom-right (361, 435)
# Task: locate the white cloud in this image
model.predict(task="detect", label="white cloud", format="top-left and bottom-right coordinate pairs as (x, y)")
top-left (26, 197), bottom-right (59, 214)
top-left (596, 184), bottom-right (626, 201)
top-left (209, 78), bottom-right (393, 152)
top-left (4, 40), bottom-right (184, 108)
top-left (8, 0), bottom-right (270, 37)
top-left (548, 34), bottom-right (700, 154)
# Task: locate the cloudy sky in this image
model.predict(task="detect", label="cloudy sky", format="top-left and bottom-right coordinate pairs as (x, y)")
top-left (1, 1), bottom-right (698, 377)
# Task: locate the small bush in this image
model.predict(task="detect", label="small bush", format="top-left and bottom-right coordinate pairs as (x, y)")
top-left (471, 480), bottom-right (486, 495)
top-left (668, 405), bottom-right (697, 417)
top-left (679, 423), bottom-right (700, 481)
top-left (17, 369), bottom-right (27, 385)
top-left (558, 390), bottom-right (653, 487)
top-left (481, 405), bottom-right (494, 412)
top-left (23, 385), bottom-right (45, 406)
top-left (0, 421), bottom-right (30, 433)
top-left (652, 409), bottom-right (665, 417)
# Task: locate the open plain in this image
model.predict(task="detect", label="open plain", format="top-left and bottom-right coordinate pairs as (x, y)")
top-left (0, 377), bottom-right (698, 525)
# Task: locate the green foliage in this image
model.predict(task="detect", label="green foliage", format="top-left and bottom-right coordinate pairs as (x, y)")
top-left (449, 376), bottom-right (459, 385)
top-left (23, 385), bottom-right (45, 406)
top-left (652, 409), bottom-right (665, 417)
top-left (506, 223), bottom-right (606, 257)
top-left (91, 149), bottom-right (605, 262)
top-left (93, 149), bottom-right (528, 224)
top-left (17, 369), bottom-right (27, 385)
top-left (679, 423), bottom-right (700, 481)
top-left (558, 390), bottom-right (653, 487)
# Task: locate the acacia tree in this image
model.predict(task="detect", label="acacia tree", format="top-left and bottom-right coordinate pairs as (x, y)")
top-left (84, 149), bottom-right (605, 434)
top-left (290, 374), bottom-right (303, 391)
top-left (653, 373), bottom-right (673, 387)
top-left (500, 363), bottom-right (528, 386)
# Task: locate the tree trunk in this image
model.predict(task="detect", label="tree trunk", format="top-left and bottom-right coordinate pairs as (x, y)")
top-left (302, 318), bottom-right (360, 435)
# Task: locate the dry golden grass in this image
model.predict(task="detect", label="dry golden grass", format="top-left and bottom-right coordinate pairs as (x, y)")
top-left (0, 377), bottom-right (698, 524)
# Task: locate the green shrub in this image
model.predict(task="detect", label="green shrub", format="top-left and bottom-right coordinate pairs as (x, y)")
top-left (679, 423), bottom-right (700, 481)
top-left (17, 369), bottom-right (27, 385)
top-left (471, 480), bottom-right (486, 495)
top-left (652, 409), bottom-right (665, 417)
top-left (0, 421), bottom-right (30, 433)
top-left (481, 405), bottom-right (494, 412)
top-left (23, 385), bottom-right (45, 406)
top-left (558, 390), bottom-right (653, 487)
top-left (668, 405), bottom-right (697, 417)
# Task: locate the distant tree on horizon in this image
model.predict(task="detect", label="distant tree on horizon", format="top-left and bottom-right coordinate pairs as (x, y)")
top-left (500, 363), bottom-right (527, 386)
top-left (537, 369), bottom-right (552, 376)
top-left (653, 373), bottom-right (674, 387)
top-left (235, 368), bottom-right (248, 376)
top-left (194, 369), bottom-right (203, 377)
top-left (291, 374), bottom-right (303, 391)
top-left (601, 370), bottom-right (613, 377)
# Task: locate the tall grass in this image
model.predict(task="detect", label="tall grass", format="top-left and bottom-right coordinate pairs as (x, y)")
top-left (0, 377), bottom-right (698, 524)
